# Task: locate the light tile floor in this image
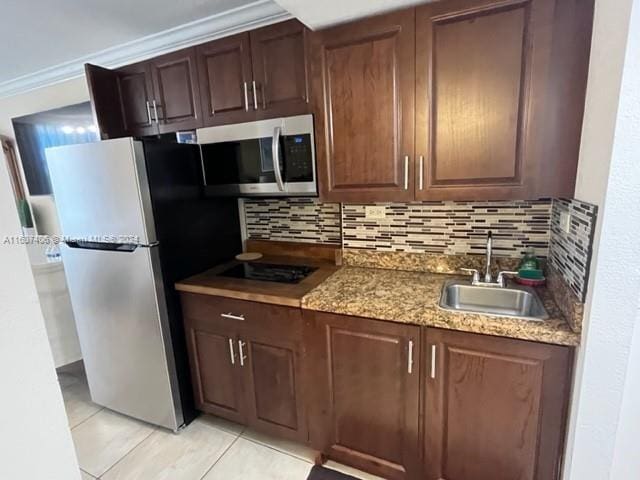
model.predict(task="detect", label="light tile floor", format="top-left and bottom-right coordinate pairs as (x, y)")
top-left (58, 362), bottom-right (384, 480)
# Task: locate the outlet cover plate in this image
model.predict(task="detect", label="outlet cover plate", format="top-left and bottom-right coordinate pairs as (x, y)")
top-left (365, 206), bottom-right (386, 220)
top-left (560, 211), bottom-right (571, 234)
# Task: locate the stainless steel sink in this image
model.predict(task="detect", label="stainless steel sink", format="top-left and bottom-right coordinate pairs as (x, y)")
top-left (439, 280), bottom-right (549, 321)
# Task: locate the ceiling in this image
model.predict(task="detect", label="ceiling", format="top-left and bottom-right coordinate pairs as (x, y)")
top-left (0, 0), bottom-right (286, 93)
top-left (273, 0), bottom-right (431, 29)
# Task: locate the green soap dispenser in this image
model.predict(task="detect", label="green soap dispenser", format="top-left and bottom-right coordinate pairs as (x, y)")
top-left (518, 249), bottom-right (544, 280)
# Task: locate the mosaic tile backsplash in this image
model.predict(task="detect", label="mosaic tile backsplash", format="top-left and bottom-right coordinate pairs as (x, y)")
top-left (549, 198), bottom-right (598, 301)
top-left (341, 201), bottom-right (551, 257)
top-left (242, 197), bottom-right (597, 301)
top-left (243, 198), bottom-right (341, 244)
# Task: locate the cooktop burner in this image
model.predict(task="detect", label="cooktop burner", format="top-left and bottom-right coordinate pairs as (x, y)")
top-left (218, 262), bottom-right (317, 284)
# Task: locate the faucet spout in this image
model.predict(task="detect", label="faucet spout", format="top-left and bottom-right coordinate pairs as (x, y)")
top-left (484, 231), bottom-right (492, 283)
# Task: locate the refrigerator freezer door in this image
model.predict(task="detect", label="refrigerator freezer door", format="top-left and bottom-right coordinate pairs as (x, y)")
top-left (46, 138), bottom-right (156, 244)
top-left (60, 242), bottom-right (182, 430)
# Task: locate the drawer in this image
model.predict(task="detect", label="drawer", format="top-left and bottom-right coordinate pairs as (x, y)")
top-left (180, 293), bottom-right (303, 340)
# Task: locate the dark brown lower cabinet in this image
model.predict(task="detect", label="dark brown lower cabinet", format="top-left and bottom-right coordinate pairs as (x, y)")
top-left (181, 293), bottom-right (308, 442)
top-left (423, 327), bottom-right (572, 480)
top-left (180, 293), bottom-right (573, 480)
top-left (305, 311), bottom-right (421, 480)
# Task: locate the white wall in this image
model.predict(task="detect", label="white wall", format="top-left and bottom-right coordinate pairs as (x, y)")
top-left (563, 0), bottom-right (640, 477)
top-left (0, 76), bottom-right (89, 235)
top-left (0, 137), bottom-right (79, 478)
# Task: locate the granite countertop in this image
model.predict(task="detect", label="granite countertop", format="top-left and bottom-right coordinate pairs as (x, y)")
top-left (301, 266), bottom-right (580, 346)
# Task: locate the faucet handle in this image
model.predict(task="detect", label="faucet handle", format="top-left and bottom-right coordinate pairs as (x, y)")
top-left (497, 270), bottom-right (518, 287)
top-left (461, 268), bottom-right (480, 284)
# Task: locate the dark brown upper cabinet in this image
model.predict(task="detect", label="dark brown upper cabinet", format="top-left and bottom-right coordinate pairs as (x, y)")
top-left (423, 327), bottom-right (572, 480)
top-left (197, 20), bottom-right (311, 127)
top-left (148, 48), bottom-right (202, 133)
top-left (250, 19), bottom-right (311, 118)
top-left (310, 10), bottom-right (416, 203)
top-left (85, 64), bottom-right (127, 140)
top-left (196, 32), bottom-right (254, 127)
top-left (116, 61), bottom-right (158, 136)
top-left (311, 0), bottom-right (593, 202)
top-left (414, 0), bottom-right (591, 200)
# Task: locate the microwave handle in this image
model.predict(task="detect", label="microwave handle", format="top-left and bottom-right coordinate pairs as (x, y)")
top-left (272, 126), bottom-right (285, 192)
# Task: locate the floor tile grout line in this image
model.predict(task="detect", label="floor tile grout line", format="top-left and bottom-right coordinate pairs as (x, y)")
top-left (80, 468), bottom-right (96, 479)
top-left (239, 434), bottom-right (316, 465)
top-left (94, 427), bottom-right (157, 479)
top-left (69, 406), bottom-right (105, 431)
top-left (198, 432), bottom-right (243, 480)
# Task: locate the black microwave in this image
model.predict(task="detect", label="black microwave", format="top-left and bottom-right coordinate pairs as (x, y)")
top-left (197, 114), bottom-right (317, 196)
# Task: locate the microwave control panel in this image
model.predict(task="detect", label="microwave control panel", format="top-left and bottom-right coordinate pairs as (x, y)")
top-left (283, 134), bottom-right (313, 182)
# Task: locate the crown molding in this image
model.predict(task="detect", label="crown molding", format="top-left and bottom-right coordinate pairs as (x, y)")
top-left (0, 0), bottom-right (291, 99)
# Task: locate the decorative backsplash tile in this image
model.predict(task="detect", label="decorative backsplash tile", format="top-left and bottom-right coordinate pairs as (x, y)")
top-left (243, 198), bottom-right (341, 244)
top-left (242, 197), bottom-right (598, 304)
top-left (549, 198), bottom-right (598, 301)
top-left (342, 201), bottom-right (551, 258)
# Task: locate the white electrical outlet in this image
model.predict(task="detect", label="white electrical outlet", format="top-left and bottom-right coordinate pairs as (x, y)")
top-left (560, 211), bottom-right (571, 234)
top-left (365, 206), bottom-right (386, 220)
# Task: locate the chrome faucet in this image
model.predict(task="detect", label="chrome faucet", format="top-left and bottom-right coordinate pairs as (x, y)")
top-left (484, 231), bottom-right (493, 283)
top-left (461, 231), bottom-right (518, 288)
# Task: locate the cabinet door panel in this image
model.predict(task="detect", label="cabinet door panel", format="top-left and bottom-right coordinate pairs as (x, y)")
top-left (311, 10), bottom-right (415, 202)
top-left (244, 338), bottom-right (307, 441)
top-left (117, 62), bottom-right (158, 136)
top-left (306, 311), bottom-right (420, 480)
top-left (415, 0), bottom-right (555, 200)
top-left (150, 48), bottom-right (202, 133)
top-left (424, 327), bottom-right (571, 480)
top-left (197, 33), bottom-right (254, 126)
top-left (181, 294), bottom-right (246, 424)
top-left (85, 64), bottom-right (126, 140)
top-left (250, 19), bottom-right (310, 117)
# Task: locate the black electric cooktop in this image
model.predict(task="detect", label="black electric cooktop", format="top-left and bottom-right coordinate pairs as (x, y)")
top-left (218, 262), bottom-right (317, 284)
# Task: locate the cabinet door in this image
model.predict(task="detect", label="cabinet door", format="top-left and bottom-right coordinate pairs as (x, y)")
top-left (181, 295), bottom-right (247, 424)
top-left (242, 335), bottom-right (308, 442)
top-left (424, 328), bottom-right (572, 480)
top-left (197, 33), bottom-right (254, 127)
top-left (84, 64), bottom-right (127, 140)
top-left (117, 62), bottom-right (158, 136)
top-left (149, 47), bottom-right (202, 133)
top-left (415, 0), bottom-right (555, 200)
top-left (306, 311), bottom-right (420, 480)
top-left (249, 19), bottom-right (311, 118)
top-left (310, 10), bottom-right (416, 202)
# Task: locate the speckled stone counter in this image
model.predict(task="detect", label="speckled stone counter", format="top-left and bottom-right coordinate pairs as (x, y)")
top-left (301, 267), bottom-right (580, 346)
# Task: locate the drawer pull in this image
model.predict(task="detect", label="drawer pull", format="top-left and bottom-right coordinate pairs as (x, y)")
top-left (238, 340), bottom-right (247, 367)
top-left (408, 340), bottom-right (414, 374)
top-left (430, 345), bottom-right (437, 379)
top-left (221, 313), bottom-right (245, 321)
top-left (228, 338), bottom-right (235, 365)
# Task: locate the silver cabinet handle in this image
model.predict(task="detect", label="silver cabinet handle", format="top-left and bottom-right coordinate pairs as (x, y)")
top-left (243, 82), bottom-right (249, 112)
top-left (404, 155), bottom-right (409, 190)
top-left (430, 345), bottom-right (437, 379)
top-left (220, 313), bottom-right (245, 321)
top-left (408, 340), bottom-right (414, 374)
top-left (145, 101), bottom-right (152, 125)
top-left (252, 80), bottom-right (258, 110)
top-left (152, 100), bottom-right (159, 124)
top-left (272, 126), bottom-right (285, 192)
top-left (238, 340), bottom-right (247, 367)
top-left (228, 338), bottom-right (236, 365)
top-left (419, 155), bottom-right (424, 190)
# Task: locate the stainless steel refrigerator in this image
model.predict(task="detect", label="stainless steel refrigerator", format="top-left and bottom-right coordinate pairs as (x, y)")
top-left (46, 137), bottom-right (241, 430)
